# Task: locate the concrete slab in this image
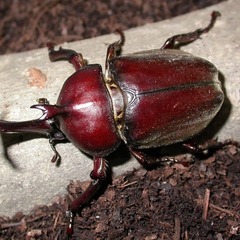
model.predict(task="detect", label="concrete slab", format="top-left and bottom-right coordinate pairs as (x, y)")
top-left (0, 0), bottom-right (239, 217)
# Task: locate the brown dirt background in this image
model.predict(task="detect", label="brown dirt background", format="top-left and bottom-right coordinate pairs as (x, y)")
top-left (0, 0), bottom-right (225, 54)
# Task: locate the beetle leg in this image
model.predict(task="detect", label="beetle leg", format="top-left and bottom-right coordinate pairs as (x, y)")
top-left (46, 42), bottom-right (87, 71)
top-left (129, 147), bottom-right (177, 167)
top-left (105, 29), bottom-right (125, 79)
top-left (161, 11), bottom-right (220, 49)
top-left (183, 139), bottom-right (240, 155)
top-left (67, 156), bottom-right (107, 237)
top-left (49, 138), bottom-right (61, 163)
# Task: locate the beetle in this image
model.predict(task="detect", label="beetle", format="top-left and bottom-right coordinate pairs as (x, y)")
top-left (0, 11), bottom-right (228, 236)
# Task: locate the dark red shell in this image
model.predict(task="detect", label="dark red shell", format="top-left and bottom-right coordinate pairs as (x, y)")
top-left (56, 64), bottom-right (120, 156)
top-left (109, 49), bottom-right (224, 148)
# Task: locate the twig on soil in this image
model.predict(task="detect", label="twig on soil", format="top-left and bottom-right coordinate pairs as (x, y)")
top-left (184, 229), bottom-right (189, 240)
top-left (202, 188), bottom-right (210, 220)
top-left (197, 197), bottom-right (240, 218)
top-left (119, 180), bottom-right (138, 189)
top-left (172, 216), bottom-right (181, 240)
top-left (27, 213), bottom-right (46, 223)
top-left (209, 203), bottom-right (240, 217)
top-left (1, 221), bottom-right (22, 229)
top-left (53, 211), bottom-right (61, 229)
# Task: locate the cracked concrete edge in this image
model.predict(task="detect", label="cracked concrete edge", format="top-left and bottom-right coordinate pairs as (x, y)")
top-left (0, 0), bottom-right (239, 217)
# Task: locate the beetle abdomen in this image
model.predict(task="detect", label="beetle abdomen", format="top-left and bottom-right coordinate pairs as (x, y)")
top-left (109, 49), bottom-right (224, 148)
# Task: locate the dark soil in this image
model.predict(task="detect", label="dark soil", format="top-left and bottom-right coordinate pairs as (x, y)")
top-left (1, 1), bottom-right (239, 240)
top-left (0, 0), bottom-right (225, 54)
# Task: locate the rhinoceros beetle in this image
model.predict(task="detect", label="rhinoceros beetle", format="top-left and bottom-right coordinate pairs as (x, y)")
top-left (0, 11), bottom-right (232, 236)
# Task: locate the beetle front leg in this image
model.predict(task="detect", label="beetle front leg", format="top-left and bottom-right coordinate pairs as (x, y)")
top-left (46, 43), bottom-right (87, 71)
top-left (67, 156), bottom-right (107, 236)
top-left (105, 29), bottom-right (125, 79)
top-left (161, 11), bottom-right (220, 49)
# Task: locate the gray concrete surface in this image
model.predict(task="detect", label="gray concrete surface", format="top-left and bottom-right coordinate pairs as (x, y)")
top-left (0, 0), bottom-right (239, 217)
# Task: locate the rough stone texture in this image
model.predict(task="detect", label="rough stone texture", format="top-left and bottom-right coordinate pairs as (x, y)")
top-left (0, 0), bottom-right (239, 217)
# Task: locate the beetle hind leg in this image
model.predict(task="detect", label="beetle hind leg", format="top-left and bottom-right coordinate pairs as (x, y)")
top-left (161, 11), bottom-right (220, 49)
top-left (183, 139), bottom-right (240, 155)
top-left (46, 42), bottom-right (87, 71)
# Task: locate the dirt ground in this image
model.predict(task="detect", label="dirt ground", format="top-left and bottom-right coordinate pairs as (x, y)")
top-left (0, 0), bottom-right (225, 54)
top-left (1, 1), bottom-right (240, 240)
top-left (1, 145), bottom-right (239, 239)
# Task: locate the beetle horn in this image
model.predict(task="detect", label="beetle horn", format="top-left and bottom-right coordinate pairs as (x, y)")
top-left (0, 118), bottom-right (53, 135)
top-left (0, 103), bottom-right (67, 164)
top-left (31, 104), bottom-right (65, 120)
top-left (0, 104), bottom-right (65, 135)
